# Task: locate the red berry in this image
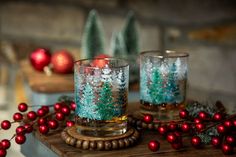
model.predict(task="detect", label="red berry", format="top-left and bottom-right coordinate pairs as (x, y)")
top-left (24, 124), bottom-right (33, 133)
top-left (181, 123), bottom-right (191, 132)
top-left (217, 124), bottom-right (226, 134)
top-left (18, 103), bottom-right (28, 112)
top-left (39, 125), bottom-right (49, 134)
top-left (167, 133), bottom-right (177, 143)
top-left (54, 103), bottom-right (62, 112)
top-left (158, 125), bottom-right (168, 135)
top-left (191, 136), bottom-right (201, 148)
top-left (222, 143), bottom-right (234, 155)
top-left (27, 111), bottom-right (37, 121)
top-left (61, 105), bottom-right (71, 116)
top-left (224, 120), bottom-right (233, 128)
top-left (194, 118), bottom-right (201, 124)
top-left (213, 113), bottom-right (223, 121)
top-left (195, 123), bottom-right (205, 132)
top-left (168, 122), bottom-right (178, 131)
top-left (0, 139), bottom-right (10, 149)
top-left (55, 112), bottom-right (65, 121)
top-left (211, 136), bottom-right (221, 148)
top-left (1, 120), bottom-right (11, 130)
top-left (37, 108), bottom-right (46, 117)
top-left (225, 135), bottom-right (235, 146)
top-left (0, 149), bottom-right (6, 157)
top-left (48, 120), bottom-right (58, 130)
top-left (66, 120), bottom-right (75, 127)
top-left (143, 114), bottom-right (153, 124)
top-left (198, 111), bottom-right (208, 120)
top-left (15, 135), bottom-right (26, 144)
top-left (16, 126), bottom-right (25, 135)
top-left (13, 112), bottom-right (23, 121)
top-left (233, 119), bottom-right (236, 128)
top-left (179, 109), bottom-right (189, 119)
top-left (70, 102), bottom-right (76, 111)
top-left (37, 118), bottom-right (47, 126)
top-left (148, 140), bottom-right (160, 152)
top-left (41, 106), bottom-right (49, 114)
top-left (171, 142), bottom-right (183, 150)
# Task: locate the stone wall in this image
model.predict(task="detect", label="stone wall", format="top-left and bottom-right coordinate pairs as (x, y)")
top-left (1, 0), bottom-right (236, 109)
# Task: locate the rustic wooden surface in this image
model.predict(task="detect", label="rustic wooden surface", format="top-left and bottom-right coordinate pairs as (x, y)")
top-left (32, 103), bottom-right (224, 157)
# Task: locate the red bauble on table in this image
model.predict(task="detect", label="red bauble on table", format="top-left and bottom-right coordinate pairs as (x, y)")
top-left (1, 120), bottom-right (11, 130)
top-left (222, 143), bottom-right (234, 155)
top-left (13, 112), bottom-right (23, 121)
top-left (191, 136), bottom-right (201, 148)
top-left (211, 136), bottom-right (221, 148)
top-left (30, 48), bottom-right (51, 71)
top-left (0, 149), bottom-right (6, 157)
top-left (18, 103), bottom-right (28, 112)
top-left (225, 135), bottom-right (235, 146)
top-left (61, 105), bottom-right (71, 116)
top-left (66, 121), bottom-right (75, 127)
top-left (70, 102), bottom-right (76, 111)
top-left (15, 135), bottom-right (26, 145)
top-left (54, 103), bottom-right (62, 112)
top-left (37, 118), bottom-right (47, 126)
top-left (166, 133), bottom-right (177, 143)
top-left (168, 122), bottom-right (178, 131)
top-left (194, 118), bottom-right (201, 124)
top-left (217, 124), bottom-right (226, 134)
top-left (16, 126), bottom-right (25, 135)
top-left (143, 114), bottom-right (153, 124)
top-left (37, 108), bottom-right (46, 117)
top-left (158, 125), bottom-right (168, 135)
top-left (213, 112), bottom-right (223, 121)
top-left (51, 50), bottom-right (74, 74)
top-left (0, 139), bottom-right (11, 149)
top-left (224, 120), bottom-right (233, 129)
top-left (148, 140), bottom-right (160, 152)
top-left (181, 122), bottom-right (191, 132)
top-left (24, 124), bottom-right (33, 133)
top-left (195, 123), bottom-right (205, 132)
top-left (55, 112), bottom-right (65, 121)
top-left (41, 106), bottom-right (50, 114)
top-left (39, 125), bottom-right (49, 134)
top-left (27, 111), bottom-right (37, 121)
top-left (48, 120), bottom-right (58, 130)
top-left (198, 111), bottom-right (208, 120)
top-left (179, 109), bottom-right (189, 119)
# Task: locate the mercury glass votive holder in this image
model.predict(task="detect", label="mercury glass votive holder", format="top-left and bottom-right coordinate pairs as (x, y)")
top-left (74, 58), bottom-right (129, 137)
top-left (140, 50), bottom-right (189, 120)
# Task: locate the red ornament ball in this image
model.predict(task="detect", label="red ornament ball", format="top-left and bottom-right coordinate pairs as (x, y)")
top-left (171, 142), bottom-right (183, 150)
top-left (222, 143), bottom-right (234, 155)
top-left (54, 103), bottom-right (62, 112)
top-left (37, 108), bottom-right (46, 117)
top-left (27, 111), bottom-right (37, 121)
top-left (224, 120), bottom-right (233, 129)
top-left (217, 124), bottom-right (226, 134)
top-left (194, 118), bottom-right (202, 124)
top-left (0, 139), bottom-right (11, 149)
top-left (24, 124), bottom-right (33, 133)
top-left (143, 114), bottom-right (153, 124)
top-left (0, 149), bottom-right (6, 157)
top-left (41, 106), bottom-right (50, 114)
top-left (213, 112), bottom-right (223, 121)
top-left (211, 136), bottom-right (221, 148)
top-left (92, 54), bottom-right (111, 68)
top-left (51, 50), bottom-right (74, 74)
top-left (18, 103), bottom-right (28, 112)
top-left (30, 48), bottom-right (51, 71)
top-left (1, 120), bottom-right (11, 130)
top-left (55, 112), bottom-right (65, 121)
top-left (37, 118), bottom-right (47, 126)
top-left (13, 112), bottom-right (23, 121)
top-left (158, 125), bottom-right (168, 135)
top-left (167, 133), bottom-right (177, 143)
top-left (191, 136), bottom-right (201, 148)
top-left (66, 120), bottom-right (75, 127)
top-left (168, 122), bottom-right (178, 131)
top-left (148, 140), bottom-right (160, 152)
top-left (198, 111), bottom-right (208, 120)
top-left (195, 123), bottom-right (205, 132)
top-left (181, 122), bottom-right (191, 132)
top-left (61, 105), bottom-right (71, 116)
top-left (179, 109), bottom-right (189, 119)
top-left (48, 120), bottom-right (58, 130)
top-left (70, 102), bottom-right (76, 111)
top-left (232, 119), bottom-right (236, 128)
top-left (225, 135), bottom-right (235, 146)
top-left (15, 135), bottom-right (26, 145)
top-left (16, 126), bottom-right (25, 135)
top-left (39, 125), bottom-right (49, 135)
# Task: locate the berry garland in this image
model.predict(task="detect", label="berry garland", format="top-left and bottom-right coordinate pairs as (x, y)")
top-left (0, 97), bottom-right (76, 157)
top-left (144, 101), bottom-right (236, 155)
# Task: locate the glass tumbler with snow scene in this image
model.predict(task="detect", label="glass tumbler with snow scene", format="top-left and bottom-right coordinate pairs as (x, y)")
top-left (74, 58), bottom-right (129, 136)
top-left (140, 50), bottom-right (189, 120)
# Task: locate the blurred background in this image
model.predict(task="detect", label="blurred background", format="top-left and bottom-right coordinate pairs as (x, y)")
top-left (1, 0), bottom-right (236, 156)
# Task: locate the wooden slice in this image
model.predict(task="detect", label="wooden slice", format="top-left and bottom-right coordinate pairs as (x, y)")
top-left (61, 125), bottom-right (140, 151)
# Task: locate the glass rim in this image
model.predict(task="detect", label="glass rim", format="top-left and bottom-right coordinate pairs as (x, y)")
top-left (140, 50), bottom-right (189, 58)
top-left (74, 57), bottom-right (129, 69)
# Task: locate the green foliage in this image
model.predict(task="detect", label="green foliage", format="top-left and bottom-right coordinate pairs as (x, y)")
top-left (82, 10), bottom-right (105, 58)
top-left (111, 32), bottom-right (127, 57)
top-left (122, 11), bottom-right (139, 55)
top-left (186, 101), bottom-right (218, 117)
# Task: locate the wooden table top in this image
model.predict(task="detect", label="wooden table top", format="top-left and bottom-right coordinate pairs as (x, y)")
top-left (33, 103), bottom-right (224, 157)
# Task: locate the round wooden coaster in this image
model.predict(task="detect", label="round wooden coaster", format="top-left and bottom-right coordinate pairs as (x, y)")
top-left (61, 125), bottom-right (140, 150)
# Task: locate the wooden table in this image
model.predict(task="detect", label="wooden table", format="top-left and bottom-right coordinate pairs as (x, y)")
top-left (21, 103), bottom-right (224, 157)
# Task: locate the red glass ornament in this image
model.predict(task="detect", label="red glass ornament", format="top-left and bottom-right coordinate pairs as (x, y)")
top-left (0, 149), bottom-right (6, 157)
top-left (30, 48), bottom-right (51, 71)
top-left (41, 106), bottom-right (50, 114)
top-left (195, 123), bottom-right (205, 132)
top-left (27, 111), bottom-right (37, 121)
top-left (191, 136), bottom-right (201, 148)
top-left (168, 122), bottom-right (178, 131)
top-left (194, 118), bottom-right (201, 124)
top-left (61, 105), bottom-right (71, 116)
top-left (233, 119), bottom-right (236, 128)
top-left (92, 54), bottom-right (111, 68)
top-left (13, 112), bottom-right (23, 121)
top-left (0, 139), bottom-right (11, 149)
top-left (198, 111), bottom-right (208, 120)
top-left (24, 124), bottom-right (33, 133)
top-left (181, 122), bottom-right (191, 132)
top-left (158, 125), bottom-right (168, 135)
top-left (143, 114), bottom-right (153, 124)
top-left (18, 103), bottom-right (28, 112)
top-left (211, 136), bottom-right (221, 148)
top-left (51, 50), bottom-right (74, 74)
top-left (225, 135), bottom-right (235, 146)
top-left (70, 102), bottom-right (76, 111)
top-left (15, 135), bottom-right (26, 144)
top-left (37, 108), bottom-right (46, 117)
top-left (37, 118), bottom-right (47, 126)
top-left (48, 120), bottom-right (58, 130)
top-left (217, 124), bottom-right (226, 134)
top-left (213, 112), bottom-right (223, 121)
top-left (167, 133), bottom-right (177, 143)
top-left (171, 142), bottom-right (183, 150)
top-left (222, 143), bottom-right (234, 155)
top-left (54, 103), bottom-right (62, 112)
top-left (55, 112), bottom-right (65, 121)
top-left (39, 125), bottom-right (49, 135)
top-left (16, 126), bottom-right (25, 135)
top-left (179, 109), bottom-right (189, 119)
top-left (1, 120), bottom-right (11, 130)
top-left (148, 140), bottom-right (160, 152)
top-left (66, 121), bottom-right (75, 127)
top-left (224, 120), bottom-right (233, 129)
